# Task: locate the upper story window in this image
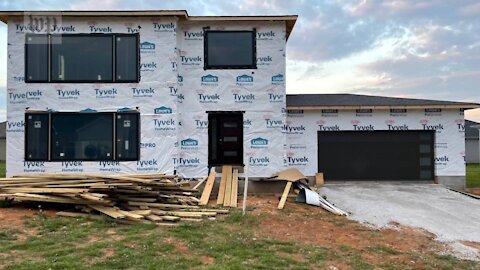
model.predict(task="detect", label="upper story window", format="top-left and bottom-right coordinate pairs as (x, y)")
top-left (25, 34), bottom-right (139, 83)
top-left (204, 30), bottom-right (256, 70)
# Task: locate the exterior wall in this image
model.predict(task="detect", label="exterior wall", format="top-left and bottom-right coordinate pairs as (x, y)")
top-left (0, 138), bottom-right (5, 161)
top-left (175, 20), bottom-right (286, 178)
top-left (466, 139), bottom-right (480, 163)
top-left (6, 16), bottom-right (178, 176)
top-left (5, 16), bottom-right (287, 178)
top-left (285, 109), bottom-right (466, 182)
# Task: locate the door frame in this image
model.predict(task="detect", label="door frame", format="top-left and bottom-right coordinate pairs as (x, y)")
top-left (207, 111), bottom-right (244, 167)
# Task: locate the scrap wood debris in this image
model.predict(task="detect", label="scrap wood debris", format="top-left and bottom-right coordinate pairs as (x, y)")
top-left (198, 166), bottom-right (239, 208)
top-left (270, 168), bottom-right (348, 216)
top-left (0, 173), bottom-right (228, 225)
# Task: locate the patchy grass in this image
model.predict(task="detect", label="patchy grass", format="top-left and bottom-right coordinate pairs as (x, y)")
top-left (467, 163), bottom-right (480, 188)
top-left (0, 208), bottom-right (478, 270)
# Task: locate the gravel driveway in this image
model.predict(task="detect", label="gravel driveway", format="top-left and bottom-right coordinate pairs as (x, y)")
top-left (320, 183), bottom-right (480, 260)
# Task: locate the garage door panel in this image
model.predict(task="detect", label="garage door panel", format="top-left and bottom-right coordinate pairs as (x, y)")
top-left (318, 131), bottom-right (434, 181)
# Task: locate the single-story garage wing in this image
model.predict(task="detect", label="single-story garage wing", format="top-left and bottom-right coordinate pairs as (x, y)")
top-left (465, 120), bottom-right (480, 163)
top-left (285, 94), bottom-right (480, 190)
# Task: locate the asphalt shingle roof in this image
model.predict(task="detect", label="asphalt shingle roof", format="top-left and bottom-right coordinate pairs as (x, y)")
top-left (286, 94), bottom-right (479, 108)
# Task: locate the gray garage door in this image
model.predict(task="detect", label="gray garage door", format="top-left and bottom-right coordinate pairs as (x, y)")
top-left (317, 130), bottom-right (435, 181)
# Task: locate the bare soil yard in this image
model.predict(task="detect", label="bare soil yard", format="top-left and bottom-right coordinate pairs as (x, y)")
top-left (0, 196), bottom-right (479, 269)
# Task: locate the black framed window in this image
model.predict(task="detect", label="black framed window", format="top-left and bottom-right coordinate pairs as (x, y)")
top-left (25, 33), bottom-right (139, 83)
top-left (25, 35), bottom-right (49, 82)
top-left (25, 113), bottom-right (49, 161)
top-left (25, 111), bottom-right (140, 161)
top-left (51, 35), bottom-right (113, 82)
top-left (204, 30), bottom-right (256, 69)
top-left (115, 35), bottom-right (140, 82)
top-left (51, 113), bottom-right (114, 161)
top-left (115, 112), bottom-right (140, 161)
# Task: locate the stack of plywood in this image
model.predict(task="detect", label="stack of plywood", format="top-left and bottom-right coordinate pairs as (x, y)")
top-left (198, 166), bottom-right (239, 207)
top-left (0, 173), bottom-right (228, 225)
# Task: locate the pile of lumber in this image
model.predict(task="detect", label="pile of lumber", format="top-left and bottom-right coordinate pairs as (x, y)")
top-left (198, 165), bottom-right (239, 207)
top-left (0, 173), bottom-right (228, 225)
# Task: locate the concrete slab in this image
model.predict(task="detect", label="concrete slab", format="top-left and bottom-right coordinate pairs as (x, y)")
top-left (320, 183), bottom-right (480, 260)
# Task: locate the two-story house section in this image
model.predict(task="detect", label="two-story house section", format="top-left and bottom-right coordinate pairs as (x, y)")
top-left (0, 10), bottom-right (297, 178)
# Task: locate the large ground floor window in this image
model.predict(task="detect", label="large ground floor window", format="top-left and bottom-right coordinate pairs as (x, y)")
top-left (25, 111), bottom-right (140, 162)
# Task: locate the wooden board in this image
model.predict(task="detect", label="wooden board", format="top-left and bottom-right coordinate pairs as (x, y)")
top-left (89, 205), bottom-right (126, 219)
top-left (230, 169), bottom-right (239, 208)
top-left (145, 214), bottom-right (163, 222)
top-left (128, 201), bottom-right (199, 209)
top-left (192, 176), bottom-right (208, 190)
top-left (223, 166), bottom-right (233, 207)
top-left (199, 171), bottom-right (217, 205)
top-left (277, 181), bottom-right (292, 210)
top-left (315, 172), bottom-right (324, 186)
top-left (216, 166), bottom-right (229, 205)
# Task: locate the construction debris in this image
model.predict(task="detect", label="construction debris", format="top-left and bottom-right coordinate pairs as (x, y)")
top-left (271, 168), bottom-right (347, 215)
top-left (0, 173), bottom-right (228, 225)
top-left (199, 166), bottom-right (239, 207)
top-left (296, 184), bottom-right (348, 216)
top-left (269, 168), bottom-right (307, 209)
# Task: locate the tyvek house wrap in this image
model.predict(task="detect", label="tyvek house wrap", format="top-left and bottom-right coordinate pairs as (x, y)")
top-left (6, 16), bottom-right (287, 178)
top-left (175, 21), bottom-right (286, 178)
top-left (7, 17), bottom-right (179, 176)
top-left (285, 109), bottom-right (466, 177)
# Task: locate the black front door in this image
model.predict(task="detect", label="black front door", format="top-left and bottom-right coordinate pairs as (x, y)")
top-left (208, 112), bottom-right (244, 166)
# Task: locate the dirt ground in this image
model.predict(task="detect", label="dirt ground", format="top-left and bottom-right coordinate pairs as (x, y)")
top-left (0, 195), bottom-right (478, 269)
top-left (243, 195), bottom-right (478, 268)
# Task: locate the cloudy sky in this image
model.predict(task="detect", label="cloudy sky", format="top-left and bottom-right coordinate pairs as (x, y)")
top-left (1, 0), bottom-right (479, 121)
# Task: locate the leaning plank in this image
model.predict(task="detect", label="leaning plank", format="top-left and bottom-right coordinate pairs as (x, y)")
top-left (277, 181), bottom-right (293, 210)
top-left (216, 166), bottom-right (230, 205)
top-left (89, 205), bottom-right (126, 219)
top-left (223, 166), bottom-right (233, 207)
top-left (199, 171), bottom-right (217, 205)
top-left (230, 169), bottom-right (239, 208)
top-left (192, 176), bottom-right (208, 190)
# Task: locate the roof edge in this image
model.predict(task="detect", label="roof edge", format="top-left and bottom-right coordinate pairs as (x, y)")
top-left (0, 10), bottom-right (298, 39)
top-left (286, 104), bottom-right (480, 110)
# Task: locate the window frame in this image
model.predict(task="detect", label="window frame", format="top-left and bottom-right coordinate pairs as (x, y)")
top-left (25, 33), bottom-right (140, 83)
top-left (24, 111), bottom-right (141, 162)
top-left (24, 34), bottom-right (49, 83)
top-left (203, 30), bottom-right (257, 70)
top-left (24, 112), bottom-right (50, 161)
top-left (114, 34), bottom-right (141, 83)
